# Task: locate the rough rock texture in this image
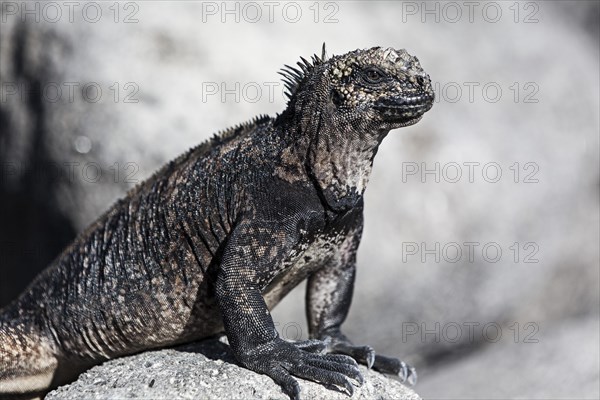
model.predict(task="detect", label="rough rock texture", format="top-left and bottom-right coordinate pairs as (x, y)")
top-left (45, 338), bottom-right (420, 400)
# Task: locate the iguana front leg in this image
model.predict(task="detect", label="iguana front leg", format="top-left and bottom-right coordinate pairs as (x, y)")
top-left (215, 220), bottom-right (363, 399)
top-left (305, 212), bottom-right (418, 385)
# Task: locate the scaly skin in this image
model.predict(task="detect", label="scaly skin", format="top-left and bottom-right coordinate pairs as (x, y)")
top-left (0, 45), bottom-right (434, 399)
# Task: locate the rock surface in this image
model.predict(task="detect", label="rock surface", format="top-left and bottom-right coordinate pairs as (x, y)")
top-left (45, 338), bottom-right (420, 400)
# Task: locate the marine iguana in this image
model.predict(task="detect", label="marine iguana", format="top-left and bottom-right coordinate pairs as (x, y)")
top-left (0, 45), bottom-right (434, 399)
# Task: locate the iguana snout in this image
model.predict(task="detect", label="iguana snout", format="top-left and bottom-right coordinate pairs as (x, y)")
top-left (325, 46), bottom-right (434, 127)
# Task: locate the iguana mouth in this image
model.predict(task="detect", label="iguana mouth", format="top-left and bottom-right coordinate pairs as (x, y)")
top-left (374, 92), bottom-right (434, 125)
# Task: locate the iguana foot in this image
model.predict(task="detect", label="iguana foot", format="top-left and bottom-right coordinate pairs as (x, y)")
top-left (293, 339), bottom-right (329, 354)
top-left (372, 353), bottom-right (417, 385)
top-left (239, 338), bottom-right (363, 400)
top-left (321, 332), bottom-right (418, 385)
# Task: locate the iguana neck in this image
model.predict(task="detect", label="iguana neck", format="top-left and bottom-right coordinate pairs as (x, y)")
top-left (276, 98), bottom-right (388, 211)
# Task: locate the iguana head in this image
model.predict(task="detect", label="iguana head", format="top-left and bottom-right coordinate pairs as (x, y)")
top-left (279, 45), bottom-right (434, 132)
top-left (277, 45), bottom-right (435, 209)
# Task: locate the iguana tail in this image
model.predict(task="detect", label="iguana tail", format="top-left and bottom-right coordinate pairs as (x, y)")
top-left (0, 314), bottom-right (58, 397)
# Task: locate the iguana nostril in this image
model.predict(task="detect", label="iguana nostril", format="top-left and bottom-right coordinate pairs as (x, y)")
top-left (416, 75), bottom-right (424, 86)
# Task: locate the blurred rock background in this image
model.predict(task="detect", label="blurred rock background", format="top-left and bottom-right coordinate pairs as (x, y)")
top-left (0, 1), bottom-right (598, 398)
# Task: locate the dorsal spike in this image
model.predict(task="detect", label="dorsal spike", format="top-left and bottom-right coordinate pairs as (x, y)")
top-left (299, 56), bottom-right (312, 69)
top-left (282, 64), bottom-right (304, 78)
top-left (321, 42), bottom-right (327, 61)
top-left (278, 67), bottom-right (303, 96)
top-left (278, 45), bottom-right (328, 101)
top-left (277, 71), bottom-right (291, 82)
top-left (282, 81), bottom-right (295, 92)
top-left (296, 61), bottom-right (309, 73)
top-left (280, 80), bottom-right (295, 92)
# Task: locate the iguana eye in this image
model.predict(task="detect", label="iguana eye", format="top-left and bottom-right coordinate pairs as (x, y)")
top-left (363, 67), bottom-right (386, 84)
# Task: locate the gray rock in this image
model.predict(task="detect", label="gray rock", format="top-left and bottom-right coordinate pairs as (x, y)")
top-left (45, 338), bottom-right (420, 400)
